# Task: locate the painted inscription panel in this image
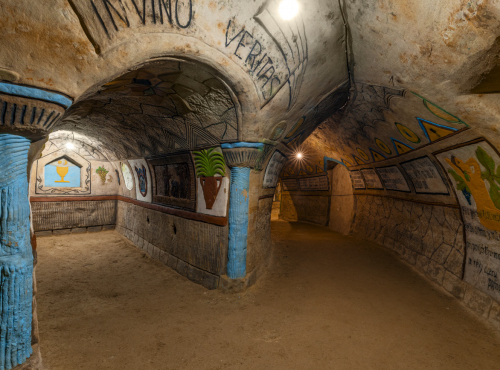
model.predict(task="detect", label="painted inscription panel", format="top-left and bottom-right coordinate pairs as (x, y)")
top-left (401, 157), bottom-right (449, 194)
top-left (350, 170), bottom-right (365, 189)
top-left (282, 179), bottom-right (299, 191)
top-left (298, 175), bottom-right (329, 191)
top-left (360, 169), bottom-right (383, 189)
top-left (436, 140), bottom-right (500, 300)
top-left (263, 151), bottom-right (287, 188)
top-left (376, 166), bottom-right (410, 192)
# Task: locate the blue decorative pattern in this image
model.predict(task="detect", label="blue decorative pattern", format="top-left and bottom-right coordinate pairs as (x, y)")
top-left (0, 134), bottom-right (33, 370)
top-left (221, 142), bottom-right (265, 149)
top-left (0, 82), bottom-right (72, 108)
top-left (227, 167), bottom-right (251, 279)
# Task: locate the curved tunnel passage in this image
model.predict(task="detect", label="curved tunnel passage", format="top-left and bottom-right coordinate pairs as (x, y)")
top-left (1, 0), bottom-right (500, 369)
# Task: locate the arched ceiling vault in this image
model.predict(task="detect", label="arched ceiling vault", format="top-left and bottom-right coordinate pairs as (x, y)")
top-left (55, 59), bottom-right (240, 159)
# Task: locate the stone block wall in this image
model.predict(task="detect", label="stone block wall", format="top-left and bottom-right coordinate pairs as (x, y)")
top-left (32, 200), bottom-right (117, 235)
top-left (352, 194), bottom-right (500, 330)
top-left (116, 201), bottom-right (228, 289)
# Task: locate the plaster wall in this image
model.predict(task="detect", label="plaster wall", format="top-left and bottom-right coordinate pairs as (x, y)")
top-left (280, 192), bottom-right (330, 226)
top-left (329, 165), bottom-right (355, 235)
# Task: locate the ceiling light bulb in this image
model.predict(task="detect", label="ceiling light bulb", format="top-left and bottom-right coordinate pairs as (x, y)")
top-left (296, 152), bottom-right (303, 159)
top-left (279, 0), bottom-right (299, 20)
top-left (66, 142), bottom-right (75, 150)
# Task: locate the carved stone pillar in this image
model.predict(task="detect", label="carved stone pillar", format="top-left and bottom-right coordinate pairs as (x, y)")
top-left (222, 143), bottom-right (264, 279)
top-left (0, 82), bottom-right (71, 370)
top-left (0, 134), bottom-right (33, 370)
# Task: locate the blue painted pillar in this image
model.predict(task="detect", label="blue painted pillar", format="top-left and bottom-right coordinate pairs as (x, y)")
top-left (227, 167), bottom-right (251, 279)
top-left (0, 134), bottom-right (33, 370)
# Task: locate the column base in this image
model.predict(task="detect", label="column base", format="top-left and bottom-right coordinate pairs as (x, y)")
top-left (12, 345), bottom-right (41, 370)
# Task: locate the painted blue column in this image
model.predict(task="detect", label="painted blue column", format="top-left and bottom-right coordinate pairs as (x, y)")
top-left (227, 167), bottom-right (251, 279)
top-left (0, 134), bottom-right (33, 370)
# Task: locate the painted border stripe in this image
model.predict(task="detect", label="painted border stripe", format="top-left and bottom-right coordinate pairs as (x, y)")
top-left (221, 142), bottom-right (265, 149)
top-left (0, 82), bottom-right (72, 108)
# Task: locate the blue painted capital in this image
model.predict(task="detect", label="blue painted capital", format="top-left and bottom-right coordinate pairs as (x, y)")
top-left (0, 134), bottom-right (33, 370)
top-left (227, 167), bottom-right (251, 279)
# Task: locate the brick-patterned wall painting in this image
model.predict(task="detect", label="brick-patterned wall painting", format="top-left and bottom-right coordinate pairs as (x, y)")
top-left (32, 200), bottom-right (117, 231)
top-left (116, 201), bottom-right (228, 277)
top-left (352, 195), bottom-right (465, 285)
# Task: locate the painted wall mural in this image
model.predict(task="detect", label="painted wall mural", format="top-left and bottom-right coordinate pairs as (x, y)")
top-left (129, 159), bottom-right (152, 202)
top-left (96, 166), bottom-right (109, 185)
top-left (324, 83), bottom-right (469, 168)
top-left (121, 162), bottom-right (134, 190)
top-left (263, 150), bottom-right (287, 188)
top-left (298, 175), bottom-right (329, 191)
top-left (400, 157), bottom-right (449, 195)
top-left (193, 148), bottom-right (226, 210)
top-left (148, 153), bottom-right (196, 211)
top-left (135, 165), bottom-right (148, 197)
top-left (376, 166), bottom-right (410, 192)
top-left (44, 158), bottom-right (80, 188)
top-left (436, 139), bottom-right (500, 301)
top-left (350, 170), bottom-right (365, 189)
top-left (36, 148), bottom-right (91, 195)
top-left (360, 169), bottom-right (383, 189)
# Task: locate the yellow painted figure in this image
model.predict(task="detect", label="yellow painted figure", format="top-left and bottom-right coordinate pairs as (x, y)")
top-left (446, 155), bottom-right (500, 231)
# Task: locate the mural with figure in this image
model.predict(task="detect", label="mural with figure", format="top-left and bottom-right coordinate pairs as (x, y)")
top-left (44, 158), bottom-right (80, 188)
top-left (436, 140), bottom-right (500, 301)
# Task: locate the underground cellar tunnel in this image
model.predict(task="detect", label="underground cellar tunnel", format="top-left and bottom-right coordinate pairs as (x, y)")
top-left (2, 0), bottom-right (500, 368)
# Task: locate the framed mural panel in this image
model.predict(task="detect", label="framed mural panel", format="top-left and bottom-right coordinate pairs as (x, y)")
top-left (435, 139), bottom-right (500, 301)
top-left (121, 162), bottom-right (134, 191)
top-left (349, 170), bottom-right (365, 189)
top-left (375, 166), bottom-right (410, 192)
top-left (282, 179), bottom-right (299, 191)
top-left (400, 156), bottom-right (449, 195)
top-left (129, 158), bottom-right (153, 203)
top-left (298, 175), bottom-right (329, 191)
top-left (35, 148), bottom-right (91, 195)
top-left (263, 150), bottom-right (288, 188)
top-left (360, 169), bottom-right (383, 189)
top-left (147, 153), bottom-right (196, 211)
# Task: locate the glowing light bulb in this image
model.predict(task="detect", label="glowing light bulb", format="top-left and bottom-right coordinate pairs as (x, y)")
top-left (66, 142), bottom-right (75, 150)
top-left (279, 0), bottom-right (299, 20)
top-left (296, 152), bottom-right (303, 159)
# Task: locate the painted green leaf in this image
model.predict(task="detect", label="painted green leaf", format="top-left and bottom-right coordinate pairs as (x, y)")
top-left (193, 148), bottom-right (226, 177)
top-left (448, 169), bottom-right (469, 193)
top-left (477, 146), bottom-right (495, 175)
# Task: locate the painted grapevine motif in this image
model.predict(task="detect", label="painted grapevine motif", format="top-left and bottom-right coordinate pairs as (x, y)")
top-left (193, 148), bottom-right (226, 210)
top-left (96, 166), bottom-right (109, 185)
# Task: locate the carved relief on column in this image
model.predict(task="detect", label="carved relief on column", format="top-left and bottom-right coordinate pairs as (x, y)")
top-left (0, 134), bottom-right (33, 370)
top-left (0, 82), bottom-right (71, 139)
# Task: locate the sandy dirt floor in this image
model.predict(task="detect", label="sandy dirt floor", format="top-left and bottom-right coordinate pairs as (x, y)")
top-left (36, 221), bottom-right (500, 370)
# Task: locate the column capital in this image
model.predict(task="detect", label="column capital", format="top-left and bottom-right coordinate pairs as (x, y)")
top-left (221, 142), bottom-right (265, 169)
top-left (0, 82), bottom-right (72, 140)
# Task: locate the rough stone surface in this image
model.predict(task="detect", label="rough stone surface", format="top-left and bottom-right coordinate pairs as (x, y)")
top-left (463, 286), bottom-right (493, 319)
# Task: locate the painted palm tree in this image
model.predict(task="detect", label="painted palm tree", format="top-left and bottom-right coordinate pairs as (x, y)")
top-left (193, 148), bottom-right (226, 209)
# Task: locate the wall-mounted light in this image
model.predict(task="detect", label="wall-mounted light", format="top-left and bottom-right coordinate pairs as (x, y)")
top-left (296, 152), bottom-right (303, 159)
top-left (279, 0), bottom-right (300, 20)
top-left (66, 142), bottom-right (75, 150)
